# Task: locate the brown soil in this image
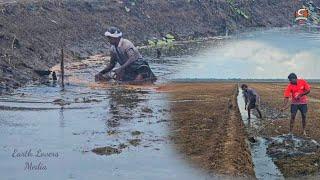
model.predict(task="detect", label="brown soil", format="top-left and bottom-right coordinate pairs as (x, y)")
top-left (160, 83), bottom-right (255, 178)
top-left (249, 82), bottom-right (320, 177)
top-left (1, 0), bottom-right (315, 92)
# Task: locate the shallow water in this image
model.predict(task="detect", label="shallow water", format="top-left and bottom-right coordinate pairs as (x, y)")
top-left (237, 88), bottom-right (284, 180)
top-left (0, 83), bottom-right (215, 179)
top-left (1, 27), bottom-right (319, 179)
top-left (0, 46), bottom-right (214, 179)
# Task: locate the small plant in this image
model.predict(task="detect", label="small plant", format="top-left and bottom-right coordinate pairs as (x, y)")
top-left (147, 33), bottom-right (175, 47)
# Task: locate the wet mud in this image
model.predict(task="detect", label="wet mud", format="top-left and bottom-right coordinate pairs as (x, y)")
top-left (249, 83), bottom-right (320, 178)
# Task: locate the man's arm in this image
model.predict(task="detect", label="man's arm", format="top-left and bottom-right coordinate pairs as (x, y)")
top-left (297, 90), bottom-right (310, 98)
top-left (95, 56), bottom-right (116, 81)
top-left (99, 56), bottom-right (116, 75)
top-left (297, 80), bottom-right (311, 98)
top-left (281, 85), bottom-right (291, 111)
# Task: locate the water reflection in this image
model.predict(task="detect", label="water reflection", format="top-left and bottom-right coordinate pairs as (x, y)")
top-left (106, 87), bottom-right (148, 128)
top-left (59, 107), bottom-right (65, 128)
top-left (174, 28), bottom-right (320, 79)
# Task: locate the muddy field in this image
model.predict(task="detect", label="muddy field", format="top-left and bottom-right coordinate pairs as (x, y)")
top-left (249, 82), bottom-right (320, 177)
top-left (158, 83), bottom-right (255, 178)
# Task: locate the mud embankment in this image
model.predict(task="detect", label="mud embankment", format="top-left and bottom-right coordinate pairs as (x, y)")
top-left (160, 83), bottom-right (255, 177)
top-left (0, 0), bottom-right (315, 92)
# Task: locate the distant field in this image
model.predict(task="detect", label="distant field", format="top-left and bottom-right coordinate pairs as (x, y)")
top-left (159, 83), bottom-right (255, 177)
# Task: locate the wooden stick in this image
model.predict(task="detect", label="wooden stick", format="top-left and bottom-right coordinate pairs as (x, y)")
top-left (60, 48), bottom-right (65, 90)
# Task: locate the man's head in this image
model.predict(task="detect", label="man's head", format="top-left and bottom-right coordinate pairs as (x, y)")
top-left (288, 73), bottom-right (298, 85)
top-left (104, 27), bottom-right (122, 46)
top-left (241, 84), bottom-right (248, 91)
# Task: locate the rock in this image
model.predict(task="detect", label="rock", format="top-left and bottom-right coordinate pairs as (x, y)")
top-left (128, 139), bottom-right (141, 147)
top-left (92, 146), bottom-right (122, 156)
top-left (131, 131), bottom-right (142, 136)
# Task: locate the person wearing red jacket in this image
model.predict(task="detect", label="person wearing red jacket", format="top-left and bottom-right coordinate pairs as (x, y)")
top-left (281, 73), bottom-right (311, 136)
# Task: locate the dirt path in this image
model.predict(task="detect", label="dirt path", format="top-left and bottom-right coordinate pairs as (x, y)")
top-left (159, 83), bottom-right (255, 177)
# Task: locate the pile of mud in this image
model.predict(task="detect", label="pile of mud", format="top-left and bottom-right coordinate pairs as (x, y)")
top-left (0, 0), bottom-right (314, 92)
top-left (267, 135), bottom-right (320, 177)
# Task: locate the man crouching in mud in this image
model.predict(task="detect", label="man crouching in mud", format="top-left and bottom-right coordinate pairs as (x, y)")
top-left (95, 27), bottom-right (156, 83)
top-left (241, 84), bottom-right (262, 120)
top-left (281, 73), bottom-right (311, 136)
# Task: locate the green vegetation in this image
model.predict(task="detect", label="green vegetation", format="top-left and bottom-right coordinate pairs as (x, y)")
top-left (147, 33), bottom-right (175, 47)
